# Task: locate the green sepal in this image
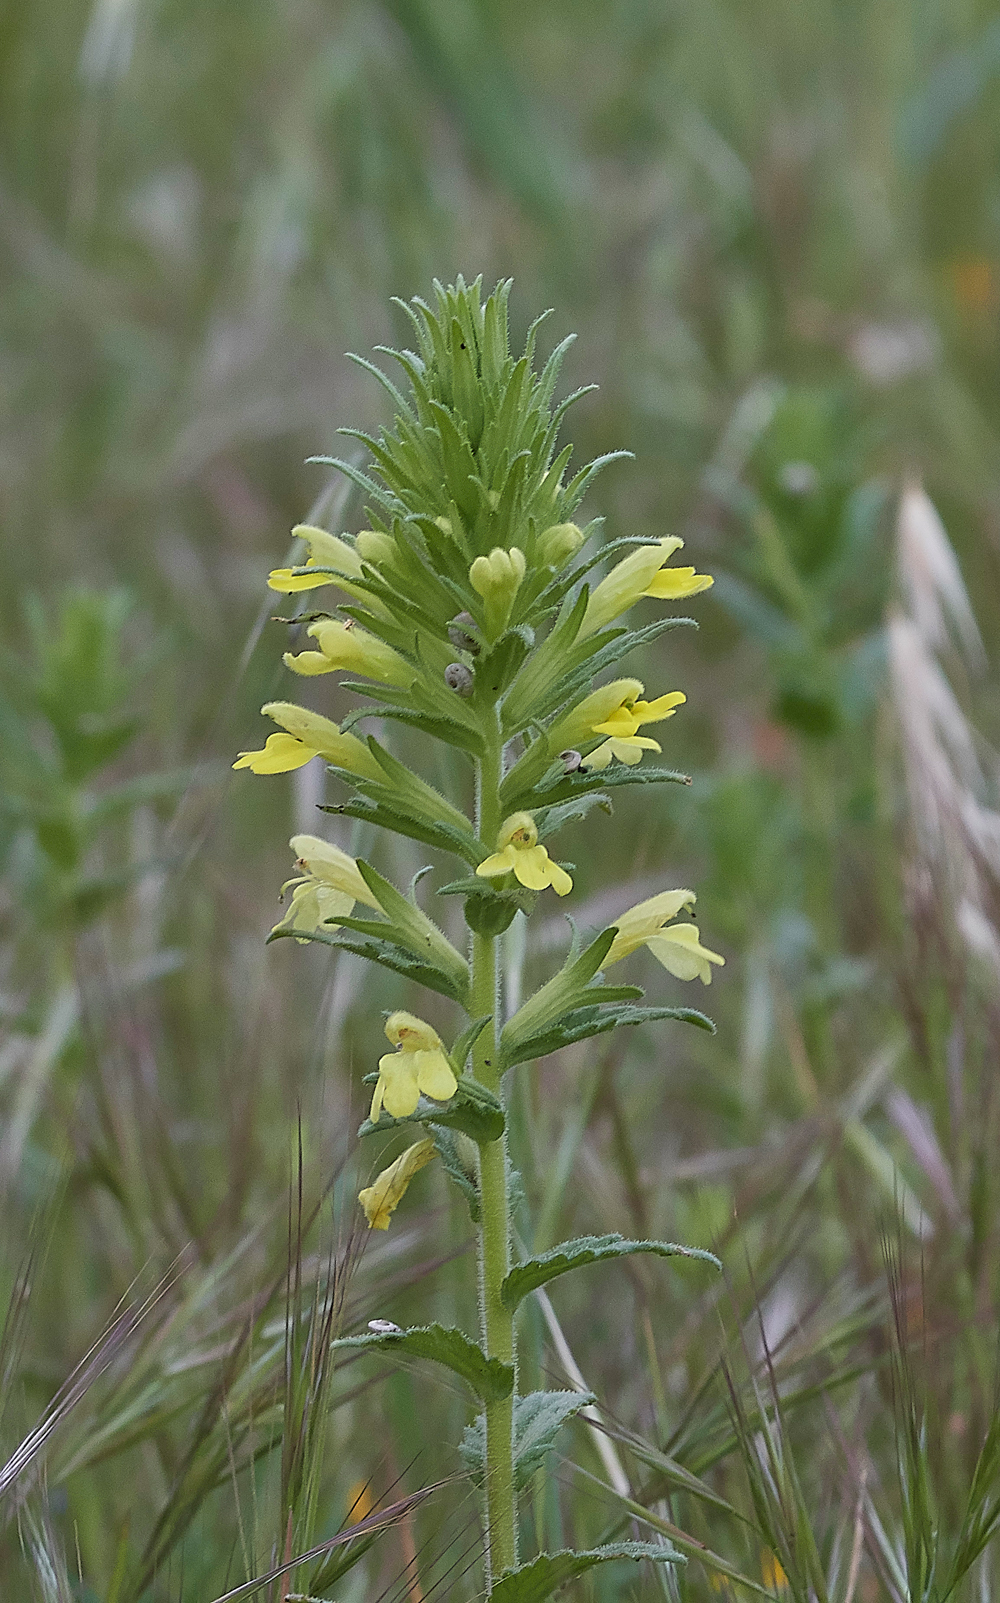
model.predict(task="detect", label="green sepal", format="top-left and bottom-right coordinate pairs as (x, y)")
top-left (437, 873), bottom-right (538, 935)
top-left (358, 1076), bottom-right (505, 1145)
top-left (339, 700), bottom-right (485, 756)
top-left (321, 793), bottom-right (484, 869)
top-left (366, 738), bottom-right (479, 837)
top-left (450, 1014), bottom-right (493, 1071)
top-left (528, 614), bottom-right (696, 730)
top-left (505, 1000), bottom-right (715, 1066)
top-left (490, 1544), bottom-right (683, 1603)
top-left (503, 760), bottom-right (691, 815)
top-left (431, 1126), bottom-right (480, 1222)
top-left (473, 627), bottom-right (534, 703)
top-left (333, 1322), bottom-right (513, 1403)
top-left (267, 925), bottom-right (466, 1004)
top-left (501, 1232), bottom-right (721, 1311)
top-left (501, 928), bottom-right (617, 1061)
top-left (353, 860), bottom-right (469, 1000)
top-left (499, 589), bottom-right (590, 736)
top-left (459, 1390), bottom-right (595, 1491)
top-left (533, 792), bottom-right (612, 842)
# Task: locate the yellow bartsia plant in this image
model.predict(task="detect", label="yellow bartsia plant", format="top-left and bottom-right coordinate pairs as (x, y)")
top-left (234, 278), bottom-right (723, 1599)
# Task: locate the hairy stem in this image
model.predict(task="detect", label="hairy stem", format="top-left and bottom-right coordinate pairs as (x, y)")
top-left (472, 718), bottom-right (517, 1583)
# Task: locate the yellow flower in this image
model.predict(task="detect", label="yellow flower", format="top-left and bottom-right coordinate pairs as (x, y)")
top-left (469, 546), bottom-right (527, 637)
top-left (580, 689), bottom-right (686, 771)
top-left (283, 620), bottom-right (415, 687)
top-left (476, 812), bottom-right (572, 897)
top-left (233, 702), bottom-right (384, 780)
top-left (358, 1138), bottom-right (436, 1230)
top-left (370, 1012), bottom-right (458, 1121)
top-left (601, 889), bottom-right (724, 984)
top-left (581, 537), bottom-right (713, 638)
top-left (760, 1552), bottom-right (788, 1592)
top-left (267, 525), bottom-right (365, 592)
top-left (272, 833), bottom-right (380, 941)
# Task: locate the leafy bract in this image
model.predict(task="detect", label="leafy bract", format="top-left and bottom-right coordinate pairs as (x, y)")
top-left (501, 1233), bottom-right (721, 1310)
top-left (490, 1543), bottom-right (683, 1603)
top-left (505, 1001), bottom-right (715, 1067)
top-left (334, 1323), bottom-right (513, 1403)
top-left (268, 926), bottom-right (466, 1004)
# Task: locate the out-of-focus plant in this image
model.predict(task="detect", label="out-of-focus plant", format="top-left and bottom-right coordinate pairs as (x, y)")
top-left (235, 277), bottom-right (725, 1596)
top-left (0, 588), bottom-right (192, 1185)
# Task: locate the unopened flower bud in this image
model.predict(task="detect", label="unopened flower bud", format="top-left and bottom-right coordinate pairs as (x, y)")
top-left (447, 611), bottom-right (481, 654)
top-left (444, 662), bottom-right (475, 697)
top-left (468, 546), bottom-right (527, 639)
top-left (355, 529), bottom-right (398, 567)
top-left (559, 749), bottom-right (582, 772)
top-left (538, 522), bottom-right (584, 568)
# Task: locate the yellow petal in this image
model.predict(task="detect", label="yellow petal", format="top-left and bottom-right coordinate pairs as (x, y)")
top-left (549, 680), bottom-right (644, 753)
top-left (289, 835), bottom-right (379, 906)
top-left (267, 565), bottom-right (338, 593)
top-left (358, 1138), bottom-right (436, 1229)
top-left (592, 707), bottom-right (642, 738)
top-left (376, 1055), bottom-right (422, 1117)
top-left (283, 649), bottom-right (337, 676)
top-left (601, 889), bottom-right (697, 966)
top-left (633, 692), bottom-right (686, 723)
top-left (580, 741), bottom-right (614, 772)
top-left (414, 1048), bottom-right (458, 1103)
top-left (496, 812), bottom-right (538, 850)
top-left (384, 1012), bottom-right (444, 1052)
top-left (476, 847), bottom-right (517, 879)
top-left (646, 924), bottom-right (725, 984)
top-left (513, 844), bottom-right (556, 891)
top-left (609, 737), bottom-right (658, 765)
top-left (292, 525), bottom-right (365, 576)
top-left (643, 569), bottom-right (714, 600)
top-left (547, 860), bottom-right (574, 897)
top-left (233, 732), bottom-right (316, 773)
top-left (262, 702), bottom-right (384, 780)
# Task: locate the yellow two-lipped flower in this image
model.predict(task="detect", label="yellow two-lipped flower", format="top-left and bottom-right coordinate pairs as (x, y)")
top-left (581, 537), bottom-right (714, 638)
top-left (272, 834), bottom-right (379, 941)
top-left (233, 702), bottom-right (384, 780)
top-left (358, 1138), bottom-right (436, 1230)
top-left (476, 812), bottom-right (572, 897)
top-left (580, 689), bottom-right (686, 771)
top-left (267, 525), bottom-right (365, 593)
top-left (370, 1012), bottom-right (458, 1122)
top-left (602, 889), bottom-right (725, 984)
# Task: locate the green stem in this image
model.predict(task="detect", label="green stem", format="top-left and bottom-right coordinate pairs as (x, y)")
top-left (472, 718), bottom-right (517, 1585)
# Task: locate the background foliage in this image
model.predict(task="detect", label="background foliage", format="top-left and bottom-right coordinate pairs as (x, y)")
top-left (3, 1), bottom-right (1000, 1598)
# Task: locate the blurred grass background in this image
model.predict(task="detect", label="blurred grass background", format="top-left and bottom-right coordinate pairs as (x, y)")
top-left (3, 1), bottom-right (1000, 1598)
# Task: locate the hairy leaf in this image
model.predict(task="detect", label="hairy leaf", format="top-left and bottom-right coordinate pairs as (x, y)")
top-left (489, 1543), bottom-right (682, 1603)
top-left (505, 1001), bottom-right (715, 1066)
top-left (502, 1233), bottom-right (721, 1310)
top-left (267, 926), bottom-right (466, 1004)
top-left (334, 1323), bottom-right (513, 1403)
top-left (460, 1390), bottom-right (595, 1490)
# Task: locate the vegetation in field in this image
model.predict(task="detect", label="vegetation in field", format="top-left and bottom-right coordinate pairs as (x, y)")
top-left (2, 2), bottom-right (1000, 1600)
